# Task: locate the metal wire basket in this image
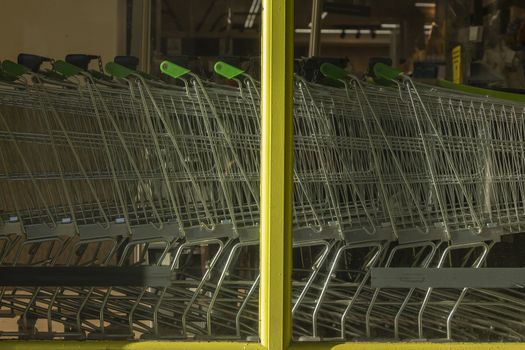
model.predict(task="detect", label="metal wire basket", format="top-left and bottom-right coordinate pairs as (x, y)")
top-left (0, 57), bottom-right (524, 341)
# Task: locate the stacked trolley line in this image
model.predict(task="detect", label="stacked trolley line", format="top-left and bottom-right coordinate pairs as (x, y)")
top-left (0, 55), bottom-right (524, 341)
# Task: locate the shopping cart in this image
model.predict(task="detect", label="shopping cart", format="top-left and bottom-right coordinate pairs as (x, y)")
top-left (312, 62), bottom-right (525, 341)
top-left (1, 54), bottom-right (525, 342)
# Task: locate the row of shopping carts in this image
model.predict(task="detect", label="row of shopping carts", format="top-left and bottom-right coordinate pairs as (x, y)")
top-left (1, 54), bottom-right (525, 341)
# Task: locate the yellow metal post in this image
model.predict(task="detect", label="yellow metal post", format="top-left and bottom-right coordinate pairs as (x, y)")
top-left (260, 0), bottom-right (294, 350)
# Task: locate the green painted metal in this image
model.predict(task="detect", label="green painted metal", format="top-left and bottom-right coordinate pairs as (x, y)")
top-left (159, 60), bottom-right (190, 79)
top-left (105, 62), bottom-right (136, 78)
top-left (54, 60), bottom-right (84, 77)
top-left (437, 79), bottom-right (525, 103)
top-left (1, 60), bottom-right (30, 78)
top-left (214, 61), bottom-right (244, 79)
top-left (320, 62), bottom-right (348, 81)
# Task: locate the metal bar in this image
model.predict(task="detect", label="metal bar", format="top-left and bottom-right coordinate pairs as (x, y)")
top-left (260, 0), bottom-right (294, 349)
top-left (0, 341), bottom-right (264, 349)
top-left (130, 0), bottom-right (151, 72)
top-left (0, 266), bottom-right (171, 287)
top-left (3, 342), bottom-right (525, 350)
top-left (372, 267), bottom-right (525, 288)
top-left (288, 343), bottom-right (525, 350)
top-left (308, 0), bottom-right (323, 57)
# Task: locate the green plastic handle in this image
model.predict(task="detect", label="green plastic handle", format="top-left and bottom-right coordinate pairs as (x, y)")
top-left (320, 63), bottom-right (349, 81)
top-left (437, 79), bottom-right (525, 103)
top-left (54, 60), bottom-right (84, 78)
top-left (1, 60), bottom-right (30, 78)
top-left (160, 60), bottom-right (190, 79)
top-left (214, 61), bottom-right (244, 79)
top-left (373, 63), bottom-right (403, 81)
top-left (105, 62), bottom-right (136, 78)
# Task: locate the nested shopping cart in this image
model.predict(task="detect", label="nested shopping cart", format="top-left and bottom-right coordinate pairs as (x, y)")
top-left (2, 54), bottom-right (525, 342)
top-left (306, 62), bottom-right (525, 341)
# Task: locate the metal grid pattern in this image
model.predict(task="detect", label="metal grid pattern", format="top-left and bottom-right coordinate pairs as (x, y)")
top-left (0, 59), bottom-right (525, 341)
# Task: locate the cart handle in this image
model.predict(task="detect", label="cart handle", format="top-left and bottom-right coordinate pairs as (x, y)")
top-left (53, 60), bottom-right (84, 78)
top-left (160, 60), bottom-right (190, 79)
top-left (214, 61), bottom-right (244, 80)
top-left (373, 62), bottom-right (403, 81)
top-left (320, 62), bottom-right (348, 81)
top-left (1, 60), bottom-right (30, 78)
top-left (105, 61), bottom-right (136, 78)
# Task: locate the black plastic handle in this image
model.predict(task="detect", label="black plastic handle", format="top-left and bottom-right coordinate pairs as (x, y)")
top-left (65, 54), bottom-right (100, 70)
top-left (17, 53), bottom-right (52, 73)
top-left (114, 56), bottom-right (139, 71)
